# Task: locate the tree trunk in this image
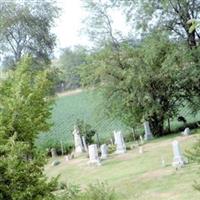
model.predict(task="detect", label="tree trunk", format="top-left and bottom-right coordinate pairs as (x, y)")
top-left (149, 113), bottom-right (165, 137)
top-left (187, 31), bottom-right (196, 48)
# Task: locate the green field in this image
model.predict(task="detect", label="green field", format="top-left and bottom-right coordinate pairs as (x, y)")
top-left (45, 132), bottom-right (200, 200)
top-left (36, 90), bottom-right (200, 150)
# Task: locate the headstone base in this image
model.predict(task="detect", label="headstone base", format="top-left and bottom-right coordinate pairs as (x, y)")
top-left (144, 134), bottom-right (153, 141)
top-left (172, 157), bottom-right (187, 168)
top-left (115, 149), bottom-right (126, 154)
top-left (87, 159), bottom-right (101, 166)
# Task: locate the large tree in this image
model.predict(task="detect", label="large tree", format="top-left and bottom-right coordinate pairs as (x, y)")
top-left (80, 33), bottom-right (192, 136)
top-left (58, 46), bottom-right (87, 90)
top-left (111, 0), bottom-right (200, 48)
top-left (0, 0), bottom-right (59, 69)
top-left (0, 56), bottom-right (54, 146)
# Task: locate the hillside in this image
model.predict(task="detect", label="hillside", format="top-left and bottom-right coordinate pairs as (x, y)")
top-left (36, 89), bottom-right (200, 150)
top-left (45, 132), bottom-right (200, 200)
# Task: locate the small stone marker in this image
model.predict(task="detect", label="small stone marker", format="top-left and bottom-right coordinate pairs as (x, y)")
top-left (100, 144), bottom-right (108, 159)
top-left (88, 144), bottom-right (101, 166)
top-left (139, 146), bottom-right (143, 154)
top-left (161, 157), bottom-right (166, 167)
top-left (65, 155), bottom-right (69, 161)
top-left (51, 160), bottom-right (60, 166)
top-left (114, 131), bottom-right (126, 154)
top-left (172, 140), bottom-right (186, 168)
top-left (144, 121), bottom-right (153, 140)
top-left (140, 135), bottom-right (144, 145)
top-left (50, 148), bottom-right (57, 158)
top-left (182, 127), bottom-right (190, 136)
top-left (72, 126), bottom-right (84, 153)
top-left (82, 136), bottom-right (88, 152)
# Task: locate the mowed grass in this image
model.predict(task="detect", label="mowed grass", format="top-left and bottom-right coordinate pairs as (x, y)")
top-left (45, 131), bottom-right (200, 200)
top-left (37, 89), bottom-right (200, 150)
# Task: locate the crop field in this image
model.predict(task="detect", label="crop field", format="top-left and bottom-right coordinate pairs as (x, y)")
top-left (36, 90), bottom-right (200, 150)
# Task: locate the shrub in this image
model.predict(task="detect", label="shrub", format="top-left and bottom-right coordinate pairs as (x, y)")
top-left (58, 182), bottom-right (117, 200)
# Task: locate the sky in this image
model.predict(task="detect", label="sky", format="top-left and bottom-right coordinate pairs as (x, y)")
top-left (52, 0), bottom-right (90, 55)
top-left (53, 0), bottom-right (130, 57)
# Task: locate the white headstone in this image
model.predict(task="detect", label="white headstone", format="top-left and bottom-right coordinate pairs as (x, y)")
top-left (88, 144), bottom-right (101, 166)
top-left (182, 127), bottom-right (190, 136)
top-left (73, 126), bottom-right (84, 153)
top-left (140, 135), bottom-right (144, 145)
top-left (82, 136), bottom-right (88, 152)
top-left (139, 146), bottom-right (143, 154)
top-left (144, 121), bottom-right (153, 140)
top-left (172, 140), bottom-right (186, 168)
top-left (114, 131), bottom-right (126, 154)
top-left (100, 144), bottom-right (108, 159)
top-left (50, 148), bottom-right (57, 158)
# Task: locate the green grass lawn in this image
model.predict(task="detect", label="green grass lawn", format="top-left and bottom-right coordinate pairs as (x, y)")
top-left (45, 131), bottom-right (200, 200)
top-left (37, 89), bottom-right (200, 150)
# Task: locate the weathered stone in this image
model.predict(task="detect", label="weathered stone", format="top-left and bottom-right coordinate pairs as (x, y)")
top-left (88, 144), bottom-right (101, 166)
top-left (51, 160), bottom-right (60, 166)
top-left (139, 146), bottom-right (143, 154)
top-left (114, 131), bottom-right (126, 154)
top-left (144, 121), bottom-right (153, 140)
top-left (100, 144), bottom-right (108, 159)
top-left (182, 127), bottom-right (190, 136)
top-left (172, 140), bottom-right (187, 168)
top-left (72, 126), bottom-right (84, 153)
top-left (50, 148), bottom-right (57, 158)
top-left (82, 136), bottom-right (88, 152)
top-left (140, 135), bottom-right (144, 145)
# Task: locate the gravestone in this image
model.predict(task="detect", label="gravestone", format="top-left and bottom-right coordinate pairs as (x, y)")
top-left (88, 144), bottom-right (101, 166)
top-left (144, 121), bottom-right (153, 140)
top-left (50, 148), bottom-right (57, 158)
top-left (114, 131), bottom-right (126, 154)
top-left (139, 146), bottom-right (143, 154)
top-left (172, 140), bottom-right (186, 168)
top-left (140, 135), bottom-right (144, 145)
top-left (82, 136), bottom-right (88, 152)
top-left (72, 126), bottom-right (84, 153)
top-left (161, 157), bottom-right (166, 167)
top-left (100, 144), bottom-right (108, 159)
top-left (51, 160), bottom-right (60, 166)
top-left (182, 127), bottom-right (190, 136)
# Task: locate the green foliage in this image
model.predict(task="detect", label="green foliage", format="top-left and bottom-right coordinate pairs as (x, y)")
top-left (0, 135), bottom-right (58, 200)
top-left (36, 90), bottom-right (131, 151)
top-left (76, 119), bottom-right (96, 145)
top-left (58, 182), bottom-right (117, 200)
top-left (57, 46), bottom-right (88, 90)
top-left (0, 56), bottom-right (54, 145)
top-left (112, 0), bottom-right (200, 48)
top-left (36, 89), bottom-right (200, 150)
top-left (0, 0), bottom-right (59, 68)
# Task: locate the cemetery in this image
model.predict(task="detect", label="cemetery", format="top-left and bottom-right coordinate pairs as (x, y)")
top-left (45, 115), bottom-right (200, 199)
top-left (1, 0), bottom-right (200, 200)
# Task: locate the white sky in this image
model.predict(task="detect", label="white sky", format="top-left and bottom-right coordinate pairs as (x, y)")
top-left (53, 0), bottom-right (130, 57)
top-left (52, 0), bottom-right (90, 55)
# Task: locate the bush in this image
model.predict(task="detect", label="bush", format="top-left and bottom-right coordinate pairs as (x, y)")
top-left (107, 144), bottom-right (116, 154)
top-left (58, 182), bottom-right (117, 200)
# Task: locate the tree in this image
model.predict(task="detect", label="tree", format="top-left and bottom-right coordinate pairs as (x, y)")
top-left (0, 56), bottom-right (54, 146)
top-left (0, 136), bottom-right (57, 200)
top-left (112, 0), bottom-right (200, 48)
top-left (80, 33), bottom-right (194, 136)
top-left (0, 56), bottom-right (59, 199)
top-left (0, 0), bottom-right (59, 69)
top-left (58, 46), bottom-right (87, 90)
top-left (76, 119), bottom-right (96, 145)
